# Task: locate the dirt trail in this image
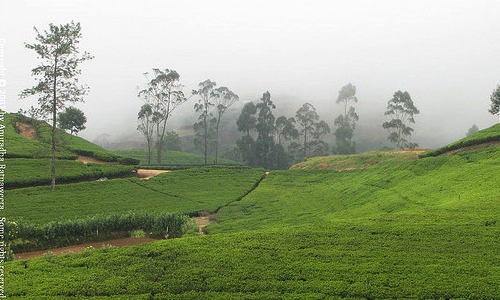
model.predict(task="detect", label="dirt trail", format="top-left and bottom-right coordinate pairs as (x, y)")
top-left (193, 216), bottom-right (212, 235)
top-left (136, 169), bottom-right (171, 179)
top-left (15, 121), bottom-right (37, 140)
top-left (14, 237), bottom-right (157, 260)
top-left (76, 155), bottom-right (117, 164)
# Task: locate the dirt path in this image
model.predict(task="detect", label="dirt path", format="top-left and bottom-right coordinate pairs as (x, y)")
top-left (14, 237), bottom-right (157, 260)
top-left (442, 141), bottom-right (500, 155)
top-left (15, 121), bottom-right (37, 139)
top-left (193, 216), bottom-right (211, 235)
top-left (136, 169), bottom-right (171, 179)
top-left (76, 155), bottom-right (118, 164)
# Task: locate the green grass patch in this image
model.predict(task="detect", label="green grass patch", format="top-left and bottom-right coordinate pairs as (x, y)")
top-left (5, 125), bottom-right (500, 299)
top-left (290, 150), bottom-right (420, 171)
top-left (6, 113), bottom-right (137, 164)
top-left (420, 123), bottom-right (500, 157)
top-left (6, 167), bottom-right (265, 225)
top-left (6, 158), bottom-right (135, 188)
top-left (114, 148), bottom-right (242, 166)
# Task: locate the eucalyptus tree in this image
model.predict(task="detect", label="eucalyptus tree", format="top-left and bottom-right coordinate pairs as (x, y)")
top-left (137, 103), bottom-right (155, 165)
top-left (193, 79), bottom-right (217, 165)
top-left (296, 103), bottom-right (319, 154)
top-left (58, 106), bottom-right (87, 135)
top-left (138, 68), bottom-right (187, 165)
top-left (236, 101), bottom-right (257, 166)
top-left (212, 86), bottom-right (239, 164)
top-left (334, 83), bottom-right (358, 154)
top-left (489, 84), bottom-right (500, 118)
top-left (20, 21), bottom-right (93, 190)
top-left (275, 116), bottom-right (299, 145)
top-left (237, 102), bottom-right (257, 137)
top-left (295, 103), bottom-right (330, 157)
top-left (382, 90), bottom-right (420, 150)
top-left (254, 91), bottom-right (276, 168)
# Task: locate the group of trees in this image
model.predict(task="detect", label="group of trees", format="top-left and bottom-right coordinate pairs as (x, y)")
top-left (20, 21), bottom-right (500, 188)
top-left (235, 92), bottom-right (331, 169)
top-left (136, 68), bottom-right (187, 165)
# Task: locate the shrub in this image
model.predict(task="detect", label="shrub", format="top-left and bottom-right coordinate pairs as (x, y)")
top-left (8, 212), bottom-right (195, 252)
top-left (117, 156), bottom-right (141, 165)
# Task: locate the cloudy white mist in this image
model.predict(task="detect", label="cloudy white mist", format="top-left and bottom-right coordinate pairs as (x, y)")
top-left (1, 0), bottom-right (499, 148)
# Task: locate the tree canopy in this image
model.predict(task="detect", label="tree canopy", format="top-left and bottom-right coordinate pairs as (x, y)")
top-left (382, 90), bottom-right (420, 150)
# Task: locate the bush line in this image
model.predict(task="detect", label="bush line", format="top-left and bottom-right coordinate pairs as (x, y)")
top-left (419, 135), bottom-right (500, 158)
top-left (7, 212), bottom-right (195, 253)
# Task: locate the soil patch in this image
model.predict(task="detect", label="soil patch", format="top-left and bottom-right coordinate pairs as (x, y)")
top-left (15, 121), bottom-right (37, 140)
top-left (136, 169), bottom-right (171, 179)
top-left (14, 237), bottom-right (157, 260)
top-left (76, 155), bottom-right (116, 164)
top-left (443, 142), bottom-right (500, 155)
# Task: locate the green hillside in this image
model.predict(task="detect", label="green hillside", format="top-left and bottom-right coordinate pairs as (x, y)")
top-left (113, 148), bottom-right (242, 166)
top-left (5, 125), bottom-right (500, 299)
top-left (420, 123), bottom-right (500, 157)
top-left (290, 150), bottom-right (422, 171)
top-left (7, 113), bottom-right (137, 163)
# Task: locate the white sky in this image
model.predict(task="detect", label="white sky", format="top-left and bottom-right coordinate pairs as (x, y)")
top-left (1, 0), bottom-right (499, 146)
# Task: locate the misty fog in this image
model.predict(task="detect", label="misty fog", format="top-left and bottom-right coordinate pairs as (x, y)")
top-left (2, 0), bottom-right (499, 152)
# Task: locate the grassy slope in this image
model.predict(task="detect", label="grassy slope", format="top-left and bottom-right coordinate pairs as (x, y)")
top-left (6, 167), bottom-right (265, 224)
top-left (6, 130), bottom-right (500, 299)
top-left (290, 150), bottom-right (421, 171)
top-left (113, 148), bottom-right (241, 166)
top-left (6, 158), bottom-right (135, 188)
top-left (420, 123), bottom-right (500, 157)
top-left (7, 113), bottom-right (131, 162)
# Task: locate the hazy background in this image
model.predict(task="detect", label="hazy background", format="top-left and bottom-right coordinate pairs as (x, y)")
top-left (1, 0), bottom-right (499, 150)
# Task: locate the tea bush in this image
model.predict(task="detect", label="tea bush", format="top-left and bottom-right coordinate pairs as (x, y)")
top-left (8, 212), bottom-right (195, 252)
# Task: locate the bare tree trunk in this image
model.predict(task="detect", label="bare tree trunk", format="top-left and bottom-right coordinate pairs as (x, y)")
top-left (203, 114), bottom-right (208, 165)
top-left (215, 116), bottom-right (221, 165)
top-left (51, 58), bottom-right (58, 191)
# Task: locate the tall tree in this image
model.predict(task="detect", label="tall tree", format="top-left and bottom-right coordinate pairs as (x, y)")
top-left (138, 68), bottom-right (187, 165)
top-left (295, 103), bottom-right (330, 158)
top-left (237, 102), bottom-right (257, 137)
top-left (295, 103), bottom-right (319, 155)
top-left (236, 102), bottom-right (257, 166)
top-left (489, 85), bottom-right (500, 118)
top-left (334, 83), bottom-right (358, 154)
top-left (333, 107), bottom-right (358, 154)
top-left (254, 91), bottom-right (276, 168)
top-left (193, 79), bottom-right (217, 165)
top-left (137, 103), bottom-right (155, 165)
top-left (275, 116), bottom-right (299, 145)
top-left (336, 83), bottom-right (358, 117)
top-left (382, 90), bottom-right (420, 150)
top-left (20, 21), bottom-right (93, 190)
top-left (213, 86), bottom-right (239, 164)
top-left (58, 106), bottom-right (87, 135)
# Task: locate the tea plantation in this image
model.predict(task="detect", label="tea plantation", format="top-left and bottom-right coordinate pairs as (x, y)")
top-left (4, 125), bottom-right (500, 299)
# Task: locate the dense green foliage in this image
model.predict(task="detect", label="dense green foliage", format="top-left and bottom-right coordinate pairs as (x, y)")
top-left (6, 158), bottom-right (135, 188)
top-left (57, 106), bottom-right (87, 135)
top-left (420, 123), bottom-right (500, 157)
top-left (6, 167), bottom-right (264, 224)
top-left (8, 212), bottom-right (195, 252)
top-left (113, 148), bottom-right (241, 166)
top-left (5, 127), bottom-right (500, 299)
